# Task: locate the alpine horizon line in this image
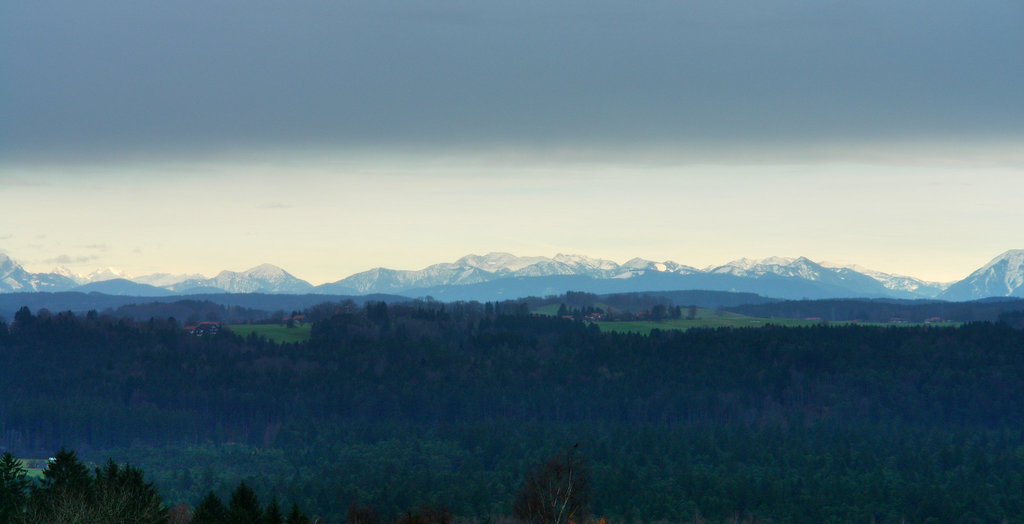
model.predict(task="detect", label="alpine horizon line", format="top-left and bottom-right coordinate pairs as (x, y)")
top-left (1, 249), bottom-right (1023, 303)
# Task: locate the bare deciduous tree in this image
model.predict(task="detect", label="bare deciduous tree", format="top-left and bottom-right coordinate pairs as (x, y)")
top-left (513, 447), bottom-right (589, 524)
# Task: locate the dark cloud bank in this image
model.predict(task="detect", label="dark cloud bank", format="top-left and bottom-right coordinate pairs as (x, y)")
top-left (2, 0), bottom-right (1021, 162)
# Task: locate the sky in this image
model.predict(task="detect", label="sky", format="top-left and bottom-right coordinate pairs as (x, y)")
top-left (1, 0), bottom-right (1022, 285)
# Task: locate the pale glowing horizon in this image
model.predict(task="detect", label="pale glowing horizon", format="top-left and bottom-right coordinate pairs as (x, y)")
top-left (2, 1), bottom-right (1021, 286)
top-left (3, 144), bottom-right (1022, 286)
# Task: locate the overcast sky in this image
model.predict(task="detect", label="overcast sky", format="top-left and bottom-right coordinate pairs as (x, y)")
top-left (1, 1), bottom-right (1022, 283)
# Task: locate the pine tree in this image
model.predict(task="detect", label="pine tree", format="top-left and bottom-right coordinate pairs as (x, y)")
top-left (285, 502), bottom-right (310, 524)
top-left (0, 453), bottom-right (30, 524)
top-left (261, 496), bottom-right (284, 524)
top-left (36, 448), bottom-right (92, 497)
top-left (92, 459), bottom-right (167, 523)
top-left (192, 491), bottom-right (228, 524)
top-left (228, 482), bottom-right (262, 524)
top-left (29, 447), bottom-right (93, 521)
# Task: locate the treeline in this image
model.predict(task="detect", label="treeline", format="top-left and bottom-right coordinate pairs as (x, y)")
top-left (3, 303), bottom-right (1024, 521)
top-left (0, 448), bottom-right (317, 523)
top-left (518, 290), bottom-right (772, 313)
top-left (1, 446), bottom-right (587, 524)
top-left (723, 297), bottom-right (1024, 322)
top-left (0, 293), bottom-right (409, 326)
top-left (0, 448), bottom-right (169, 524)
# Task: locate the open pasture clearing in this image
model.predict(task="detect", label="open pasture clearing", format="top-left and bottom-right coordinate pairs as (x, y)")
top-left (227, 324), bottom-right (312, 343)
top-left (18, 458), bottom-right (46, 479)
top-left (533, 302), bottom-right (613, 316)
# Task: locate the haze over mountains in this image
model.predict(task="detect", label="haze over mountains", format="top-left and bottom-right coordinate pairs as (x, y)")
top-left (2, 250), bottom-right (1024, 302)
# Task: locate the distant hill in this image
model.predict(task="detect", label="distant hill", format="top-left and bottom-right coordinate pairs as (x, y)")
top-left (74, 278), bottom-right (176, 297)
top-left (0, 292), bottom-right (410, 322)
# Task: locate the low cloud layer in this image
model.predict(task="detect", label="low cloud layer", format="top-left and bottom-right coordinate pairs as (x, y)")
top-left (42, 254), bottom-right (99, 265)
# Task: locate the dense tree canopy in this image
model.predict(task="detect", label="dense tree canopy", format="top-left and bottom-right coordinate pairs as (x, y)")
top-left (2, 303), bottom-right (1024, 522)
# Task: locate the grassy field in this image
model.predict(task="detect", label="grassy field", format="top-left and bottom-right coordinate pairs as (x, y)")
top-left (227, 324), bottom-right (312, 343)
top-left (533, 304), bottom-right (562, 316)
top-left (19, 458), bottom-right (46, 479)
top-left (533, 302), bottom-right (613, 316)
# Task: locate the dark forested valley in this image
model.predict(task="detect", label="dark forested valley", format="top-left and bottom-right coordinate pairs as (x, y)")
top-left (3, 301), bottom-right (1024, 522)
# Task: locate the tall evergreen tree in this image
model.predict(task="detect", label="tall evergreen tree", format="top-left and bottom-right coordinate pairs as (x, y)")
top-left (92, 459), bottom-right (167, 524)
top-left (36, 448), bottom-right (92, 497)
top-left (0, 453), bottom-right (30, 524)
top-left (192, 491), bottom-right (228, 524)
top-left (28, 447), bottom-right (93, 522)
top-left (285, 502), bottom-right (309, 524)
top-left (228, 482), bottom-right (262, 524)
top-left (261, 496), bottom-right (284, 524)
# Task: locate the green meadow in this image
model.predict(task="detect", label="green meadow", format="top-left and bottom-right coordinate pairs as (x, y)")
top-left (532, 303), bottom-right (562, 316)
top-left (19, 458), bottom-right (46, 479)
top-left (533, 302), bottom-right (613, 316)
top-left (227, 324), bottom-right (312, 343)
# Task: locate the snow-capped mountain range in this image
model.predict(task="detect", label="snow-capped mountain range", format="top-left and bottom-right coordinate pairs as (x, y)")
top-left (2, 250), bottom-right (1023, 302)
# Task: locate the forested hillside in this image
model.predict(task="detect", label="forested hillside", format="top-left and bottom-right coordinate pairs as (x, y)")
top-left (2, 303), bottom-right (1024, 522)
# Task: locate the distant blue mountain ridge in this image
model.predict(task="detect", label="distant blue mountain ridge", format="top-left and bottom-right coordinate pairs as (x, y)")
top-left (2, 250), bottom-right (1023, 302)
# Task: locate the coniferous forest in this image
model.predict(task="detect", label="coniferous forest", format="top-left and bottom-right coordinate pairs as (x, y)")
top-left (3, 301), bottom-right (1024, 522)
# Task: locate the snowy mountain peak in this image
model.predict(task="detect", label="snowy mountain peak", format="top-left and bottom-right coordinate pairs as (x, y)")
top-left (243, 264), bottom-right (290, 278)
top-left (941, 249), bottom-right (1024, 301)
top-left (195, 264), bottom-right (312, 294)
top-left (0, 255), bottom-right (78, 293)
top-left (52, 266), bottom-right (87, 285)
top-left (86, 267), bottom-right (132, 283)
top-left (456, 253), bottom-right (552, 273)
top-left (711, 256), bottom-right (831, 281)
top-left (767, 256), bottom-right (802, 266)
top-left (618, 259), bottom-right (696, 274)
top-left (980, 249), bottom-right (1024, 274)
top-left (622, 258), bottom-right (655, 270)
top-left (820, 262), bottom-right (951, 294)
top-left (0, 253), bottom-right (17, 273)
top-left (552, 253), bottom-right (620, 271)
top-left (721, 256), bottom-right (797, 271)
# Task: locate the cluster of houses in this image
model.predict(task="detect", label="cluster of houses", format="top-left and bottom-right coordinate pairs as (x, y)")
top-left (889, 317), bottom-right (946, 324)
top-left (182, 315), bottom-right (307, 337)
top-left (281, 314), bottom-right (306, 325)
top-left (182, 321), bottom-right (220, 337)
top-left (560, 312), bottom-right (606, 322)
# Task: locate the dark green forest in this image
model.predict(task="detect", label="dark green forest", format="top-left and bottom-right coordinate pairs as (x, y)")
top-left (3, 302), bottom-right (1024, 523)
